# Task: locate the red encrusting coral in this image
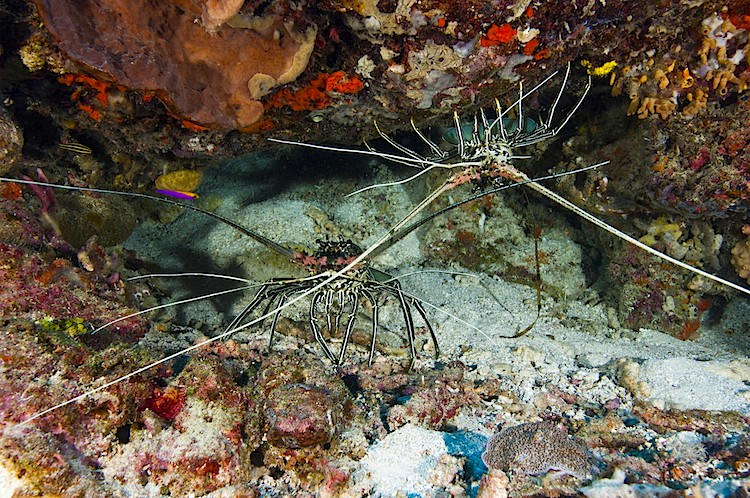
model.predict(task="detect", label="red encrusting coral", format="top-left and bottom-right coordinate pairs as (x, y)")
top-left (523, 37), bottom-right (540, 56)
top-left (57, 74), bottom-right (118, 121)
top-left (269, 73), bottom-right (330, 111)
top-left (76, 103), bottom-right (101, 121)
top-left (480, 23), bottom-right (517, 47)
top-left (267, 71), bottom-right (365, 112)
top-left (1, 182), bottom-right (22, 201)
top-left (728, 11), bottom-right (750, 30)
top-left (325, 70), bottom-right (365, 94)
top-left (179, 119), bottom-right (210, 132)
top-left (58, 74), bottom-right (113, 107)
top-left (144, 386), bottom-right (187, 420)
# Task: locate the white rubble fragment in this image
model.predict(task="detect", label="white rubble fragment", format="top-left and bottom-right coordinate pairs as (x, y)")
top-left (354, 424), bottom-right (451, 497)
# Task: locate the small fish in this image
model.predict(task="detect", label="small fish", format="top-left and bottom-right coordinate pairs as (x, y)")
top-left (155, 189), bottom-right (199, 200)
top-left (59, 142), bottom-right (93, 155)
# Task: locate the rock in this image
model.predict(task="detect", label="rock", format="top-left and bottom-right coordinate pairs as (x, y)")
top-left (0, 110), bottom-right (22, 175)
top-left (354, 424), bottom-right (460, 497)
top-left (264, 383), bottom-right (340, 448)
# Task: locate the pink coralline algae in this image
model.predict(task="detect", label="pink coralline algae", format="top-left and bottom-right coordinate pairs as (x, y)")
top-left (256, 352), bottom-right (352, 449)
top-left (387, 362), bottom-right (479, 430)
top-left (0, 191), bottom-right (144, 337)
top-left (646, 97), bottom-right (750, 216)
top-left (482, 421), bottom-right (595, 478)
top-left (264, 383), bottom-right (340, 448)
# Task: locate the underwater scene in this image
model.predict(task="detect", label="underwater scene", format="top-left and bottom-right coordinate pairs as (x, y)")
top-left (1, 1), bottom-right (750, 497)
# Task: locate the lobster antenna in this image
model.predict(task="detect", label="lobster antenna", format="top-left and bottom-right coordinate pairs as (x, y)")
top-left (0, 176), bottom-right (297, 259)
top-left (524, 179), bottom-right (750, 297)
top-left (368, 161), bottom-right (607, 258)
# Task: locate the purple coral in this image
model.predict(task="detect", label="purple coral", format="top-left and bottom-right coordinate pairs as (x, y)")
top-left (22, 168), bottom-right (57, 214)
top-left (21, 168), bottom-right (74, 254)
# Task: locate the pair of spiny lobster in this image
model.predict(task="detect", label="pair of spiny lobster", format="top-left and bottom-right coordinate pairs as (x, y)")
top-left (6, 64), bottom-right (749, 426)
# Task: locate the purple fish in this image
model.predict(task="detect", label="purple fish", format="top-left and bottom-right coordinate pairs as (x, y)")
top-left (155, 189), bottom-right (199, 200)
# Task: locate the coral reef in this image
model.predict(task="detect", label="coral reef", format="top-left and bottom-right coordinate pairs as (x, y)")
top-left (603, 243), bottom-right (709, 338)
top-left (4, 1), bottom-right (750, 495)
top-left (609, 12), bottom-right (749, 121)
top-left (4, 221), bottom-right (750, 497)
top-left (0, 183), bottom-right (143, 333)
top-left (0, 0), bottom-right (740, 164)
top-left (267, 71), bottom-right (365, 112)
top-left (386, 361), bottom-right (479, 430)
top-left (255, 353), bottom-right (353, 449)
top-left (551, 49), bottom-right (749, 337)
top-left (643, 98), bottom-right (750, 218)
